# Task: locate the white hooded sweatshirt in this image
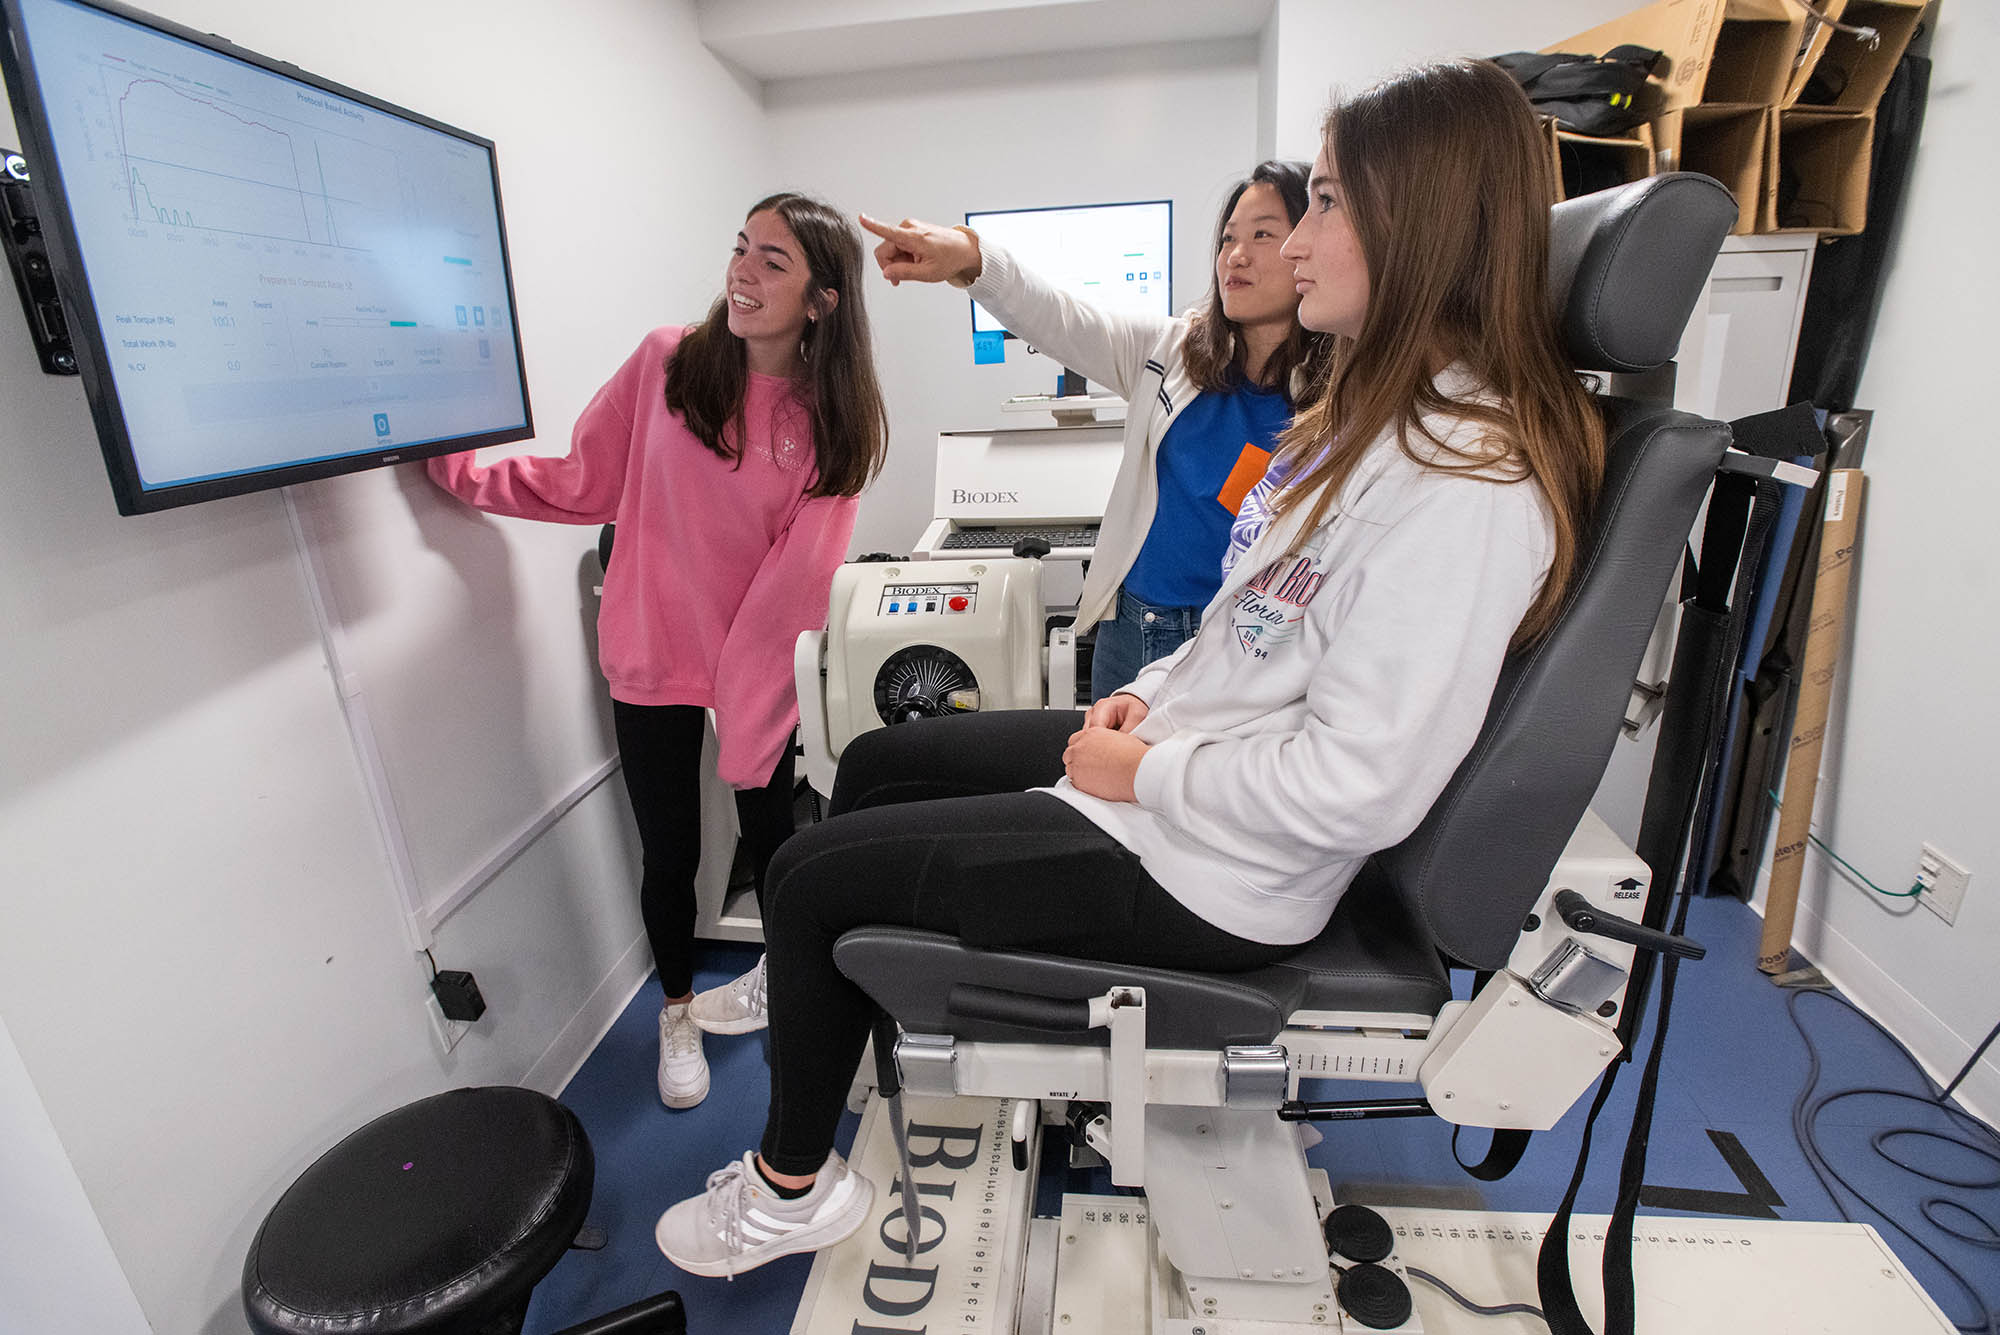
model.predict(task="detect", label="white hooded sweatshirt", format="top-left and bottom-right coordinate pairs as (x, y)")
top-left (1042, 373), bottom-right (1555, 945)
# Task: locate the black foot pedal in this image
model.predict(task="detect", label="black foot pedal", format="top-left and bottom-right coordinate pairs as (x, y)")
top-left (1336, 1261), bottom-right (1413, 1330)
top-left (1324, 1203), bottom-right (1394, 1262)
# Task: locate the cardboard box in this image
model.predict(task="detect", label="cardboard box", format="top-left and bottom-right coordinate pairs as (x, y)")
top-left (1790, 0), bottom-right (1926, 112)
top-left (1704, 0), bottom-right (1808, 105)
top-left (1655, 104), bottom-right (1772, 234)
top-left (1779, 0), bottom-right (1848, 107)
top-left (1767, 109), bottom-right (1874, 234)
top-left (1544, 117), bottom-right (1657, 203)
top-left (1547, 0), bottom-right (1727, 116)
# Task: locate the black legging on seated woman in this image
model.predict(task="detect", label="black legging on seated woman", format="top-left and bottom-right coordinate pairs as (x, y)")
top-left (756, 708), bottom-right (1295, 1176)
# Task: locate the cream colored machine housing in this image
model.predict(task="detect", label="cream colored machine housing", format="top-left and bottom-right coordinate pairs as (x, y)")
top-left (798, 555), bottom-right (1047, 798)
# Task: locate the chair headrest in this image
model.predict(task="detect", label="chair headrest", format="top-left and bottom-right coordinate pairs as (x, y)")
top-left (1551, 173), bottom-right (1738, 374)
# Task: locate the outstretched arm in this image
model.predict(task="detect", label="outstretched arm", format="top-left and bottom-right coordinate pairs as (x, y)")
top-left (427, 336), bottom-right (652, 523)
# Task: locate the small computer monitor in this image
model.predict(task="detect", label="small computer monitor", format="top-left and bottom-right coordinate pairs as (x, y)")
top-left (0, 0), bottom-right (533, 514)
top-left (965, 199), bottom-right (1172, 340)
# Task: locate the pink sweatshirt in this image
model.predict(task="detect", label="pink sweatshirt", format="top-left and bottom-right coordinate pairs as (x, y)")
top-left (428, 325), bottom-right (856, 789)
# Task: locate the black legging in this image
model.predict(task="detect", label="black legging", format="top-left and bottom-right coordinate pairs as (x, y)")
top-left (612, 701), bottom-right (796, 999)
top-left (757, 709), bottom-right (1293, 1175)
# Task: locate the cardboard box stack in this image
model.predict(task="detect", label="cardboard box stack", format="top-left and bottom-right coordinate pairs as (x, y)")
top-left (1539, 0), bottom-right (1925, 236)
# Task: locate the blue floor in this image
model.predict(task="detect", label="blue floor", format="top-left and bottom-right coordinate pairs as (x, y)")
top-left (523, 893), bottom-right (1999, 1334)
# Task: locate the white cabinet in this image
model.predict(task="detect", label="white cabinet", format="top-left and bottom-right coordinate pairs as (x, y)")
top-left (1590, 233), bottom-right (1818, 851)
top-left (1673, 233), bottom-right (1818, 423)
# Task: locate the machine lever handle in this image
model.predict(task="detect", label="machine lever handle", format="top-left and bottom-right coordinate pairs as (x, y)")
top-left (1552, 889), bottom-right (1706, 960)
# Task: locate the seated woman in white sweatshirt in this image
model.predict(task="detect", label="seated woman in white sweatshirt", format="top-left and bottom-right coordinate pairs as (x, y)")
top-left (652, 57), bottom-right (1609, 1278)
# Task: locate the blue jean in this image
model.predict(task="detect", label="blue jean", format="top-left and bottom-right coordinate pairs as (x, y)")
top-left (1089, 588), bottom-right (1202, 701)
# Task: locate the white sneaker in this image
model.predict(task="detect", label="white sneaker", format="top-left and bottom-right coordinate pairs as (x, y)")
top-left (657, 1003), bottom-right (709, 1109)
top-left (690, 956), bottom-right (768, 1035)
top-left (655, 1151), bottom-right (874, 1278)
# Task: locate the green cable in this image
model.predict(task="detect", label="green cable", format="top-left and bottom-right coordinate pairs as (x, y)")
top-left (1767, 790), bottom-right (1924, 898)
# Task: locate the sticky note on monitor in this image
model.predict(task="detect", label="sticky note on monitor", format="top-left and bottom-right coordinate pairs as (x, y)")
top-left (973, 330), bottom-right (1005, 365)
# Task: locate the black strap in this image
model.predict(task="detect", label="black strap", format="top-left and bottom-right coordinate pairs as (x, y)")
top-left (1452, 971), bottom-right (1533, 1181)
top-left (1537, 1058), bottom-right (1625, 1333)
top-left (1454, 1125), bottom-right (1534, 1181)
top-left (1537, 471), bottom-right (1783, 1335)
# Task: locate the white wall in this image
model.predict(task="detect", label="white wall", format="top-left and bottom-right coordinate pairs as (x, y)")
top-left (766, 41), bottom-right (1262, 556)
top-left (1756, 4), bottom-right (1999, 1119)
top-left (0, 2), bottom-right (770, 1331)
top-left (1261, 0), bottom-right (1634, 161)
top-left (0, 1016), bottom-right (149, 1335)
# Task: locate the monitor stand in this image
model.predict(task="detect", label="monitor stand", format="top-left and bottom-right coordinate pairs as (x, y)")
top-left (1052, 366), bottom-right (1097, 427)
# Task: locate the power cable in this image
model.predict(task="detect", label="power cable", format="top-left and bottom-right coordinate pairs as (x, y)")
top-left (1765, 789), bottom-right (1921, 898)
top-left (1787, 988), bottom-right (2000, 1335)
top-left (1408, 1265), bottom-right (1549, 1324)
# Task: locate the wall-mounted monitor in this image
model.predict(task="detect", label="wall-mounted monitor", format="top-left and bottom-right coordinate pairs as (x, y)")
top-left (0, 0), bottom-right (532, 514)
top-left (965, 199), bottom-right (1172, 342)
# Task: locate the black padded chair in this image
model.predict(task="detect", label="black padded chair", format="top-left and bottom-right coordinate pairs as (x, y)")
top-left (827, 174), bottom-right (1741, 1326)
top-left (242, 1086), bottom-right (684, 1335)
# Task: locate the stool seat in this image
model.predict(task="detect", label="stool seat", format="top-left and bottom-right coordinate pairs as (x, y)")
top-left (243, 1086), bottom-right (594, 1335)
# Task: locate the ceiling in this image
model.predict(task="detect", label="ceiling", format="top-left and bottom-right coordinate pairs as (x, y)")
top-left (695, 0), bottom-right (1276, 83)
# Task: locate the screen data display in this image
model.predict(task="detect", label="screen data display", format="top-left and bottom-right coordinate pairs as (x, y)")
top-left (965, 200), bottom-right (1171, 336)
top-left (3, 0), bottom-right (530, 509)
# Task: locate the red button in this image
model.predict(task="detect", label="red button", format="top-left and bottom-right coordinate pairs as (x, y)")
top-left (948, 596), bottom-right (969, 611)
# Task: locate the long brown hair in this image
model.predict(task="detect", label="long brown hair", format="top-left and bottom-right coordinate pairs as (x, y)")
top-left (1272, 60), bottom-right (1605, 644)
top-left (1182, 159), bottom-right (1330, 402)
top-left (663, 193), bottom-right (888, 498)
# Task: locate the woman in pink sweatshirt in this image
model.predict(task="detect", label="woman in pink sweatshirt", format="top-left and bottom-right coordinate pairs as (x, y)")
top-left (428, 193), bottom-right (887, 1109)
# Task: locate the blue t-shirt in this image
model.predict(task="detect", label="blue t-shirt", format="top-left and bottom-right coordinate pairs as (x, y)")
top-left (1122, 380), bottom-right (1290, 608)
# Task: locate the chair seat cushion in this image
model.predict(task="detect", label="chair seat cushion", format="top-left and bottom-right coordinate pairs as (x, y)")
top-left (834, 864), bottom-right (1450, 1049)
top-left (242, 1086), bottom-right (593, 1335)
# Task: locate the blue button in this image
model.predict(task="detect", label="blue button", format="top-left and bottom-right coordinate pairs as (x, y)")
top-left (887, 602), bottom-right (901, 613)
top-left (454, 305), bottom-right (467, 326)
top-left (373, 412), bottom-right (390, 437)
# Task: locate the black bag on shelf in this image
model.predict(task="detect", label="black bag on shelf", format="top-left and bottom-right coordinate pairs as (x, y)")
top-left (1492, 44), bottom-right (1663, 137)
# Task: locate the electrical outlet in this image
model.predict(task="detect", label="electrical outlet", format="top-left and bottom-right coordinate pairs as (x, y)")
top-left (426, 992), bottom-right (470, 1054)
top-left (1915, 843), bottom-right (1971, 925)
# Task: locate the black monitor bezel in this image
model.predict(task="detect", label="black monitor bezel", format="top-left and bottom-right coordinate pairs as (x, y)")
top-left (963, 197), bottom-right (1173, 343)
top-left (0, 0), bottom-right (534, 515)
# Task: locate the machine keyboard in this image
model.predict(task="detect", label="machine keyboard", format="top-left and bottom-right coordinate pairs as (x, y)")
top-left (938, 524), bottom-right (1099, 550)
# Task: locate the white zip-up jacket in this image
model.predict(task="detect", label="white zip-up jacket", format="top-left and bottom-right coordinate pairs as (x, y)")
top-left (1043, 371), bottom-right (1555, 945)
top-left (963, 242), bottom-right (1195, 628)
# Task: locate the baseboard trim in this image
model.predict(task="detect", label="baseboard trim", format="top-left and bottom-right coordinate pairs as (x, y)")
top-left (525, 931), bottom-right (654, 1097)
top-left (1750, 892), bottom-right (1997, 1127)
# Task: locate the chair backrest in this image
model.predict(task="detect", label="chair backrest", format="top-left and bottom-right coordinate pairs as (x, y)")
top-left (1374, 173), bottom-right (1737, 970)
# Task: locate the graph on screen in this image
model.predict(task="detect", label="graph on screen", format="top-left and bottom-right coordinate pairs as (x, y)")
top-left (11, 0), bottom-right (528, 494)
top-left (112, 74), bottom-right (398, 248)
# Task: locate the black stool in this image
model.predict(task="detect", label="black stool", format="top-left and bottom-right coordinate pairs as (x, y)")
top-left (243, 1086), bottom-right (683, 1335)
